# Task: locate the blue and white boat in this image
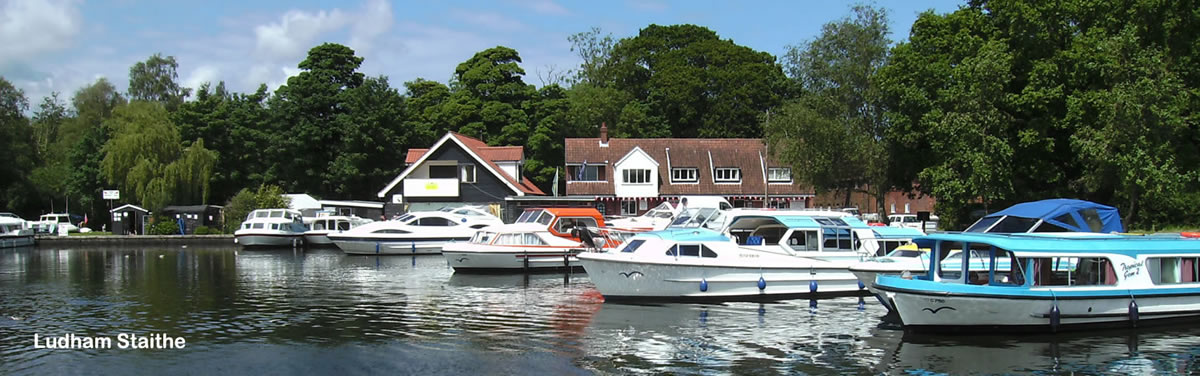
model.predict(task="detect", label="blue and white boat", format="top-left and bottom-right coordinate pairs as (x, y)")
top-left (578, 210), bottom-right (920, 301)
top-left (875, 232), bottom-right (1200, 333)
top-left (329, 207), bottom-right (503, 255)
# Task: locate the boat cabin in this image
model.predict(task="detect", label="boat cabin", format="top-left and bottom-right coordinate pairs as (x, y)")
top-left (514, 207), bottom-right (608, 239)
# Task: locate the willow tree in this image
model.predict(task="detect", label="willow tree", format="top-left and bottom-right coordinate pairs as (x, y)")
top-left (100, 102), bottom-right (215, 210)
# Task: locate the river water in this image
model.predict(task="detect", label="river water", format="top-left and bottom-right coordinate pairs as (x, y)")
top-left (2, 245), bottom-right (1199, 375)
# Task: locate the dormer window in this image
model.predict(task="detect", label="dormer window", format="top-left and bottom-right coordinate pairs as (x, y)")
top-left (768, 167), bottom-right (792, 183)
top-left (671, 168), bottom-right (698, 183)
top-left (714, 168), bottom-right (741, 183)
top-left (622, 169), bottom-right (652, 184)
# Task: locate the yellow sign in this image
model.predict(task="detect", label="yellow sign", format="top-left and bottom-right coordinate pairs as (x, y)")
top-left (424, 182), bottom-right (439, 190)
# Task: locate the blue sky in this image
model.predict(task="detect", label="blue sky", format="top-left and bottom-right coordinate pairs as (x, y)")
top-left (1, 0), bottom-right (964, 108)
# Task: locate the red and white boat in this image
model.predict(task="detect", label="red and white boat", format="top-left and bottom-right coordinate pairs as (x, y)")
top-left (441, 208), bottom-right (634, 272)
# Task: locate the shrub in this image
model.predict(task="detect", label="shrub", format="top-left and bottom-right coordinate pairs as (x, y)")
top-left (149, 218), bottom-right (182, 235)
top-left (194, 226), bottom-right (219, 235)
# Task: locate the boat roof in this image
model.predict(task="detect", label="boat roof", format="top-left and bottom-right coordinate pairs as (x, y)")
top-left (872, 226), bottom-right (925, 238)
top-left (736, 214), bottom-right (871, 229)
top-left (913, 232), bottom-right (1200, 255)
top-left (632, 228), bottom-right (730, 243)
top-left (538, 207), bottom-right (605, 218)
top-left (970, 198), bottom-right (1124, 233)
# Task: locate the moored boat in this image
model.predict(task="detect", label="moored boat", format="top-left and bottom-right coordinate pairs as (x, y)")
top-left (0, 214), bottom-right (34, 248)
top-left (233, 209), bottom-right (307, 247)
top-left (578, 210), bottom-right (919, 301)
top-left (303, 213), bottom-right (373, 246)
top-left (442, 207), bottom-right (633, 272)
top-left (875, 232), bottom-right (1200, 333)
top-left (329, 207), bottom-right (503, 255)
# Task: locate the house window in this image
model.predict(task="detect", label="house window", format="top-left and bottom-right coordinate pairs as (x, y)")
top-left (460, 164), bottom-right (476, 183)
top-left (623, 169), bottom-right (652, 184)
top-left (595, 201), bottom-right (607, 216)
top-left (768, 167), bottom-right (792, 182)
top-left (621, 200), bottom-right (638, 215)
top-left (714, 168), bottom-right (741, 183)
top-left (671, 168), bottom-right (698, 183)
top-left (572, 165), bottom-right (605, 181)
top-left (429, 165), bottom-right (457, 179)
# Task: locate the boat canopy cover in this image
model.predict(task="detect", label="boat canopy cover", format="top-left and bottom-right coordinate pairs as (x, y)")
top-left (969, 198), bottom-right (1123, 233)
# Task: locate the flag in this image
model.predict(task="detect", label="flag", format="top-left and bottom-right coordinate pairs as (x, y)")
top-left (576, 160), bottom-right (587, 181)
top-left (82, 214), bottom-right (88, 225)
top-left (552, 168), bottom-right (559, 197)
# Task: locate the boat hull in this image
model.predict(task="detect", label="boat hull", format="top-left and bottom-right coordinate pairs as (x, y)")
top-left (579, 255), bottom-right (868, 301)
top-left (235, 234), bottom-right (303, 247)
top-left (0, 233), bottom-right (34, 248)
top-left (333, 238), bottom-right (466, 255)
top-left (881, 283), bottom-right (1200, 333)
top-left (303, 233), bottom-right (334, 246)
top-left (442, 243), bottom-right (582, 271)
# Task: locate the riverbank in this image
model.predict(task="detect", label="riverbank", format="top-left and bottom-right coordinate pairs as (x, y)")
top-left (34, 234), bottom-right (234, 247)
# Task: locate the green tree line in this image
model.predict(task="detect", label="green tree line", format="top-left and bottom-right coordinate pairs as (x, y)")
top-left (1, 0), bottom-right (1197, 231)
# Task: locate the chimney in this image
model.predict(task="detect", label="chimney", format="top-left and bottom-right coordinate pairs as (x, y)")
top-left (600, 122), bottom-right (609, 143)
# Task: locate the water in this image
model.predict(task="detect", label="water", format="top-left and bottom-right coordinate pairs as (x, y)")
top-left (2, 245), bottom-right (1200, 375)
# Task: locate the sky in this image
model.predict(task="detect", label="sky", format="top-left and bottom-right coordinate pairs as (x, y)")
top-left (1, 0), bottom-right (965, 110)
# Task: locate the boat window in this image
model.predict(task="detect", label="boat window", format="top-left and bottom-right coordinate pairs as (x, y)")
top-left (372, 229), bottom-right (410, 234)
top-left (557, 217), bottom-right (599, 233)
top-left (787, 230), bottom-right (819, 252)
top-left (701, 245), bottom-right (717, 258)
top-left (620, 240), bottom-right (645, 253)
top-left (523, 233), bottom-right (546, 245)
top-left (1052, 213), bottom-right (1080, 230)
top-left (1032, 222), bottom-right (1070, 232)
top-left (269, 211), bottom-right (284, 218)
top-left (989, 216), bottom-right (1039, 233)
top-left (516, 210), bottom-right (538, 223)
top-left (1148, 257), bottom-right (1199, 285)
top-left (875, 241), bottom-right (904, 257)
top-left (270, 223), bottom-right (280, 230)
top-left (815, 217), bottom-right (848, 227)
top-left (337, 221), bottom-right (351, 231)
top-left (493, 234), bottom-right (521, 245)
top-left (751, 226), bottom-right (785, 246)
top-left (536, 212), bottom-right (554, 226)
top-left (415, 217), bottom-right (458, 226)
top-left (313, 221), bottom-right (326, 231)
top-left (822, 227), bottom-right (855, 251)
top-left (252, 223), bottom-right (264, 229)
top-left (1079, 209), bottom-right (1104, 232)
top-left (243, 223), bottom-right (250, 229)
top-left (1026, 257), bottom-right (1116, 286)
top-left (395, 214), bottom-right (414, 222)
top-left (965, 216), bottom-right (1000, 232)
top-left (935, 241), bottom-right (966, 282)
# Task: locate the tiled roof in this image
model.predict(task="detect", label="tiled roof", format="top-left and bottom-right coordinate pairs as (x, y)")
top-left (565, 138), bottom-right (813, 196)
top-left (405, 149), bottom-right (428, 164)
top-left (449, 132), bottom-right (544, 195)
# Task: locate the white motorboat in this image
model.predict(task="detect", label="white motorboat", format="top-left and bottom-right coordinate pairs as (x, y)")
top-left (606, 196), bottom-right (732, 232)
top-left (233, 209), bottom-right (307, 247)
top-left (31, 213), bottom-right (79, 234)
top-left (0, 214), bottom-right (34, 248)
top-left (442, 207), bottom-right (633, 272)
top-left (578, 210), bottom-right (913, 301)
top-left (876, 232), bottom-right (1200, 333)
top-left (329, 207), bottom-right (503, 255)
top-left (303, 213), bottom-right (373, 246)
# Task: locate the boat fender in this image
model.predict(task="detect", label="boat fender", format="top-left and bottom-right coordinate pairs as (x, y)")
top-left (858, 280), bottom-right (866, 290)
top-left (1129, 300), bottom-right (1139, 327)
top-left (758, 276), bottom-right (767, 290)
top-left (857, 297), bottom-right (866, 311)
top-left (809, 280), bottom-right (818, 293)
top-left (809, 299), bottom-right (818, 313)
top-left (699, 279), bottom-right (708, 292)
top-left (1049, 304), bottom-right (1061, 333)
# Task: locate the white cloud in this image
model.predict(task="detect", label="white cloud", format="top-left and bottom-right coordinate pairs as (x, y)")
top-left (348, 0), bottom-right (394, 55)
top-left (183, 65), bottom-right (220, 92)
top-left (254, 8), bottom-right (349, 60)
top-left (515, 0), bottom-right (569, 16)
top-left (0, 0), bottom-right (82, 66)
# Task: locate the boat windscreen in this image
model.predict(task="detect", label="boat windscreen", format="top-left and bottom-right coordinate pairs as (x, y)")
top-left (965, 216), bottom-right (1000, 232)
top-left (669, 208), bottom-right (718, 228)
top-left (517, 210), bottom-right (541, 223)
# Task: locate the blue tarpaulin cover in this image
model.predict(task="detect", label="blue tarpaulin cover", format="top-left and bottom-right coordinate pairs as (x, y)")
top-left (978, 198), bottom-right (1124, 233)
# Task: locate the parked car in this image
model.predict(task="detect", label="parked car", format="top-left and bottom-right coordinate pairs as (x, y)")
top-left (888, 214), bottom-right (938, 232)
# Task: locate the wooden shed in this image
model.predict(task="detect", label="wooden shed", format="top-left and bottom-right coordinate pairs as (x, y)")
top-left (110, 204), bottom-right (150, 235)
top-left (161, 205), bottom-right (224, 234)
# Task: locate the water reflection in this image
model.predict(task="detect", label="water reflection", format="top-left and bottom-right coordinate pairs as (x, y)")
top-left (3, 245), bottom-right (1200, 374)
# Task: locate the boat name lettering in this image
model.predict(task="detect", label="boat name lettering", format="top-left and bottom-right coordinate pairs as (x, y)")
top-left (739, 253), bottom-right (759, 258)
top-left (924, 297), bottom-right (945, 304)
top-left (1120, 261), bottom-right (1143, 278)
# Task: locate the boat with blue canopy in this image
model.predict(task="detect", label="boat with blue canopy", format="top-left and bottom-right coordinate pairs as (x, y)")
top-left (874, 232), bottom-right (1200, 333)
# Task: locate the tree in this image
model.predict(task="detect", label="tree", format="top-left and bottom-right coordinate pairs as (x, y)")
top-left (128, 53), bottom-right (192, 111)
top-left (331, 75), bottom-right (410, 198)
top-left (269, 43), bottom-right (366, 196)
top-left (599, 24), bottom-right (787, 138)
top-left (768, 5), bottom-right (894, 217)
top-left (0, 77), bottom-right (39, 215)
top-left (447, 46), bottom-right (536, 146)
top-left (60, 78), bottom-right (126, 227)
top-left (568, 27), bottom-right (616, 85)
top-left (100, 102), bottom-right (215, 210)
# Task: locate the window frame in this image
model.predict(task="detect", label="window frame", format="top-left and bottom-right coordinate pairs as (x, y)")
top-left (622, 169), bottom-right (652, 184)
top-left (460, 164), bottom-right (476, 183)
top-left (714, 167), bottom-right (742, 183)
top-left (767, 167), bottom-right (792, 183)
top-left (671, 167), bottom-right (698, 183)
